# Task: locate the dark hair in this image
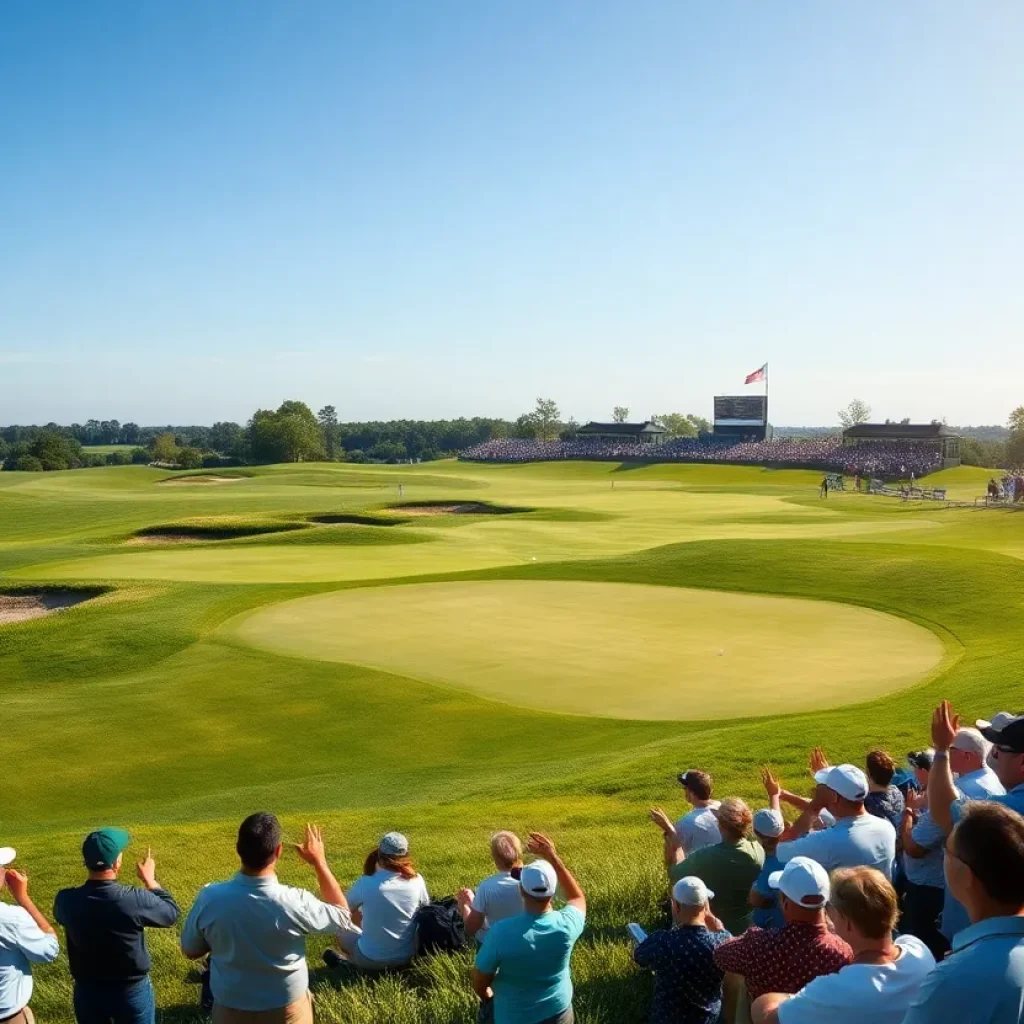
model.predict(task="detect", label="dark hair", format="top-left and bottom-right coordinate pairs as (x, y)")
top-left (237, 812), bottom-right (282, 870)
top-left (952, 803), bottom-right (1024, 906)
top-left (363, 848), bottom-right (417, 880)
top-left (865, 750), bottom-right (896, 786)
top-left (680, 770), bottom-right (713, 800)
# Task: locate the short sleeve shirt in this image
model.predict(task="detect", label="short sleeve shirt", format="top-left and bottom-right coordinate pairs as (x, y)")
top-left (777, 814), bottom-right (896, 879)
top-left (750, 854), bottom-right (785, 930)
top-left (904, 811), bottom-right (946, 889)
top-left (671, 839), bottom-right (764, 936)
top-left (633, 925), bottom-right (733, 1024)
top-left (471, 872), bottom-right (524, 941)
top-left (345, 870), bottom-right (430, 965)
top-left (675, 805), bottom-right (722, 855)
top-left (864, 787), bottom-right (905, 831)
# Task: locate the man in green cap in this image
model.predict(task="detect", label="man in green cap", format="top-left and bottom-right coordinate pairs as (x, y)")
top-left (54, 828), bottom-right (179, 1024)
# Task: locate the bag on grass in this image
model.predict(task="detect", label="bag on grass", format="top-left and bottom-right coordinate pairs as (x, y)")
top-left (416, 897), bottom-right (468, 955)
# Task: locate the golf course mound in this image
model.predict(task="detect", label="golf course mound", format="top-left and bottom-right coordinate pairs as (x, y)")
top-left (308, 513), bottom-right (405, 526)
top-left (388, 500), bottom-right (529, 516)
top-left (224, 579), bottom-right (945, 720)
top-left (0, 589), bottom-right (100, 625)
top-left (128, 521), bottom-right (304, 545)
top-left (156, 473), bottom-right (248, 486)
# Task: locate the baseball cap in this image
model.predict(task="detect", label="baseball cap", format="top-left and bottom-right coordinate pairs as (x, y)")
top-left (768, 856), bottom-right (830, 908)
top-left (0, 847), bottom-right (16, 867)
top-left (952, 728), bottom-right (990, 757)
top-left (672, 876), bottom-right (714, 907)
top-left (980, 715), bottom-right (1024, 753)
top-left (813, 764), bottom-right (868, 802)
top-left (82, 828), bottom-right (130, 870)
top-left (907, 750), bottom-right (934, 771)
top-left (977, 712), bottom-right (1017, 732)
top-left (753, 809), bottom-right (785, 838)
top-left (379, 832), bottom-right (409, 857)
top-left (519, 860), bottom-right (558, 900)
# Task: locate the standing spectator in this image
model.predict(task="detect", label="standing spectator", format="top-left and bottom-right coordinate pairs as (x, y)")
top-left (0, 847), bottom-right (59, 1024)
top-left (473, 832), bottom-right (585, 1024)
top-left (333, 832), bottom-right (430, 970)
top-left (181, 816), bottom-right (351, 1024)
top-left (632, 877), bottom-right (732, 1024)
top-left (458, 832), bottom-right (525, 943)
top-left (776, 756), bottom-right (896, 879)
top-left (654, 799), bottom-right (763, 936)
top-left (899, 768), bottom-right (949, 960)
top-left (903, 803), bottom-right (1024, 1023)
top-left (672, 771), bottom-right (722, 855)
top-left (949, 728), bottom-right (1004, 799)
top-left (54, 829), bottom-right (178, 1024)
top-left (863, 751), bottom-right (905, 830)
top-left (752, 867), bottom-right (934, 1024)
top-left (714, 857), bottom-right (851, 1001)
top-left (749, 781), bottom-right (786, 930)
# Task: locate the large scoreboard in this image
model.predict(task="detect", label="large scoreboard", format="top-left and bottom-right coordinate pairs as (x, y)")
top-left (713, 395), bottom-right (768, 427)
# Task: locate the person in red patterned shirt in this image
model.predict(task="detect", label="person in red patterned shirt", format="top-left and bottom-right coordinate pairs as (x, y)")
top-left (713, 857), bottom-right (851, 1000)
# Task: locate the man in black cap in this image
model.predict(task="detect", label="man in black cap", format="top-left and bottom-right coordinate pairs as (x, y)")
top-left (54, 828), bottom-right (179, 1024)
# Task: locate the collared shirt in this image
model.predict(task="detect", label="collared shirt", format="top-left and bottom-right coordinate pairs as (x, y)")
top-left (54, 880), bottom-right (179, 984)
top-left (905, 810), bottom-right (946, 889)
top-left (750, 854), bottom-right (784, 930)
top-left (471, 871), bottom-right (524, 942)
top-left (864, 786), bottom-right (905, 831)
top-left (956, 766), bottom-right (1005, 800)
top-left (180, 872), bottom-right (352, 1011)
top-left (903, 915), bottom-right (1024, 1024)
top-left (0, 905), bottom-right (59, 1017)
top-left (712, 921), bottom-right (852, 999)
top-left (633, 924), bottom-right (733, 1024)
top-left (952, 783), bottom-right (1024, 823)
top-left (670, 838), bottom-right (764, 936)
top-left (777, 814), bottom-right (896, 879)
top-left (675, 804), bottom-right (722, 855)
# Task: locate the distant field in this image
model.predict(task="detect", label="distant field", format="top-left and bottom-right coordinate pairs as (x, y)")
top-left (80, 443), bottom-right (136, 454)
top-left (0, 457), bottom-right (1018, 1024)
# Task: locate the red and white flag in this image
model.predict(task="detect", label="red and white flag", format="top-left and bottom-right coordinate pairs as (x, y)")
top-left (744, 363), bottom-right (767, 384)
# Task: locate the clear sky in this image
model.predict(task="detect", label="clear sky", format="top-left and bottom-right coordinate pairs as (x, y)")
top-left (2, 1), bottom-right (1021, 427)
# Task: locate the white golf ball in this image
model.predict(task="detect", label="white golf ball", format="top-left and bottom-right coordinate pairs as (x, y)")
top-left (531, 556), bottom-right (537, 561)
top-left (717, 649), bottom-right (725, 656)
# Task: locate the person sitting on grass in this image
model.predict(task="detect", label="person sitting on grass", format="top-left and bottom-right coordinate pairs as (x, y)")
top-left (672, 770), bottom-right (722, 855)
top-left (473, 832), bottom-right (585, 1024)
top-left (751, 866), bottom-right (934, 1024)
top-left (54, 828), bottom-right (179, 1024)
top-left (749, 791), bottom-right (786, 931)
top-left (181, 815), bottom-right (351, 1024)
top-left (903, 802), bottom-right (1024, 1023)
top-left (863, 750), bottom-right (905, 830)
top-left (332, 832), bottom-right (430, 971)
top-left (714, 856), bottom-right (851, 1003)
top-left (652, 798), bottom-right (763, 936)
top-left (458, 832), bottom-right (525, 943)
top-left (0, 846), bottom-right (59, 1024)
top-left (632, 876), bottom-right (731, 1024)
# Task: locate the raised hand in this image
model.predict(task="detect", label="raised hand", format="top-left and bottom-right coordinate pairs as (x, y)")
top-left (932, 700), bottom-right (959, 752)
top-left (295, 824), bottom-right (327, 867)
top-left (649, 808), bottom-right (675, 836)
top-left (809, 747), bottom-right (829, 775)
top-left (4, 868), bottom-right (29, 905)
top-left (761, 767), bottom-right (781, 798)
top-left (526, 832), bottom-right (557, 860)
top-left (136, 848), bottom-right (157, 887)
top-left (457, 887), bottom-right (474, 909)
top-left (705, 911), bottom-right (725, 932)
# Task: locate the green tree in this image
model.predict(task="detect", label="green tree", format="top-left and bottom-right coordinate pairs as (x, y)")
top-left (654, 413), bottom-right (698, 438)
top-left (838, 399), bottom-right (872, 428)
top-left (14, 455), bottom-right (43, 472)
top-left (318, 405), bottom-right (339, 460)
top-left (176, 447), bottom-right (204, 469)
top-left (246, 401), bottom-right (326, 463)
top-left (522, 398), bottom-right (561, 441)
top-left (1008, 406), bottom-right (1024, 436)
top-left (612, 406), bottom-right (630, 423)
top-left (209, 422), bottom-right (244, 456)
top-left (151, 432), bottom-right (179, 464)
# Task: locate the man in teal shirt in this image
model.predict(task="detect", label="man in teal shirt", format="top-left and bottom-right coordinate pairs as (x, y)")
top-left (903, 802), bottom-right (1024, 1023)
top-left (474, 833), bottom-right (585, 1024)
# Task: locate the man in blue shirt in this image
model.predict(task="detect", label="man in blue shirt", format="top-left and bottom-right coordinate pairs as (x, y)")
top-left (903, 802), bottom-right (1024, 1023)
top-left (749, 808), bottom-right (785, 930)
top-left (474, 832), bottom-right (585, 1024)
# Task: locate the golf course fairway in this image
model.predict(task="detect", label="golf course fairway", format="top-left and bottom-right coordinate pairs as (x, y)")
top-left (225, 580), bottom-right (945, 719)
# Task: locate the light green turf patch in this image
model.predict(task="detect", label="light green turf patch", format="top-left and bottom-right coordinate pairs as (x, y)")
top-left (224, 580), bottom-right (944, 720)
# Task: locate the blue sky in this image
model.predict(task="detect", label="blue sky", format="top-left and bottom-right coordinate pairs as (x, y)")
top-left (2, 1), bottom-right (1021, 426)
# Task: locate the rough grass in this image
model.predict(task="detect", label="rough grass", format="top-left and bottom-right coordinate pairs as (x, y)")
top-left (1, 459), bottom-right (1022, 1023)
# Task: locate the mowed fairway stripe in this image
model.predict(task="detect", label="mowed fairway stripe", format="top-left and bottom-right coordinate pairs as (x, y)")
top-left (223, 580), bottom-right (945, 720)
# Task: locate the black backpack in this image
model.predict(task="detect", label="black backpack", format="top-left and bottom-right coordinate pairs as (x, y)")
top-left (415, 897), bottom-right (468, 955)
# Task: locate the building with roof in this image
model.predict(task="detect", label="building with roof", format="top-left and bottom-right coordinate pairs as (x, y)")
top-left (841, 422), bottom-right (961, 467)
top-left (575, 421), bottom-right (667, 445)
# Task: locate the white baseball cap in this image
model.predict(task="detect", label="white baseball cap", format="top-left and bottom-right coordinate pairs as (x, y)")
top-left (977, 712), bottom-right (1020, 733)
top-left (379, 832), bottom-right (409, 856)
top-left (753, 809), bottom-right (785, 838)
top-left (814, 764), bottom-right (868, 802)
top-left (952, 728), bottom-right (990, 757)
top-left (0, 848), bottom-right (15, 867)
top-left (768, 856), bottom-right (830, 907)
top-left (672, 876), bottom-right (715, 907)
top-left (520, 860), bottom-right (558, 900)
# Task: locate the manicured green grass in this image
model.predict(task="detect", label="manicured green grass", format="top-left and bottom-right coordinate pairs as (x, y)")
top-left (1, 458), bottom-right (1022, 1023)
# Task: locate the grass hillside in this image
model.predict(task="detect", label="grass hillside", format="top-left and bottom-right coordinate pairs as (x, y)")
top-left (1, 459), bottom-right (1022, 1023)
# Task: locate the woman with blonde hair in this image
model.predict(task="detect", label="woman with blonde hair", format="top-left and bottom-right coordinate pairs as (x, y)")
top-left (458, 831), bottom-right (525, 942)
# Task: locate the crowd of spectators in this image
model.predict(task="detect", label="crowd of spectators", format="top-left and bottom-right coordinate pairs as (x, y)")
top-left (4, 699), bottom-right (1024, 1024)
top-left (462, 437), bottom-right (944, 479)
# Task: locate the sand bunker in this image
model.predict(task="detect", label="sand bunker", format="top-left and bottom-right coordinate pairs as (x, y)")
top-left (158, 475), bottom-right (245, 486)
top-left (128, 523), bottom-right (302, 545)
top-left (0, 591), bottom-right (95, 625)
top-left (127, 533), bottom-right (209, 546)
top-left (308, 514), bottom-right (401, 526)
top-left (388, 502), bottom-right (522, 517)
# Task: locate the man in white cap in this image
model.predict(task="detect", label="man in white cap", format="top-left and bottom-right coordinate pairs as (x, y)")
top-left (473, 832), bottom-right (585, 1024)
top-left (632, 876), bottom-right (731, 1024)
top-left (949, 727), bottom-right (1004, 799)
top-left (0, 847), bottom-right (60, 1024)
top-left (714, 857), bottom-right (851, 1003)
top-left (775, 759), bottom-right (896, 879)
top-left (749, 808), bottom-right (786, 930)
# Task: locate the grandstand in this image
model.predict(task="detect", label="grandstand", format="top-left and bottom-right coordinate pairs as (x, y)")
top-left (842, 422), bottom-right (961, 469)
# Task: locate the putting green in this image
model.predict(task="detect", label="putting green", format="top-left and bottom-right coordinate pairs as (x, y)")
top-left (223, 580), bottom-right (945, 719)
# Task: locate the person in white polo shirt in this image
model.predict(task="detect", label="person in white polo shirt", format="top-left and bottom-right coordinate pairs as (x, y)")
top-left (0, 846), bottom-right (60, 1024)
top-left (751, 866), bottom-right (934, 1024)
top-left (949, 727), bottom-right (1004, 799)
top-left (776, 762), bottom-right (896, 878)
top-left (458, 832), bottom-right (525, 943)
top-left (669, 770), bottom-right (722, 855)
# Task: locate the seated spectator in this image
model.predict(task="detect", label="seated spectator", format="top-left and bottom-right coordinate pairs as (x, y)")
top-left (181, 816), bottom-right (351, 1024)
top-left (0, 847), bottom-right (59, 1024)
top-left (633, 876), bottom-right (731, 1024)
top-left (458, 832), bottom-right (525, 942)
top-left (714, 857), bottom-right (851, 1001)
top-left (776, 755), bottom-right (896, 878)
top-left (474, 832), bottom-right (585, 1024)
top-left (752, 866), bottom-right (934, 1024)
top-left (654, 799), bottom-right (763, 936)
top-left (672, 770), bottom-right (722, 855)
top-left (949, 727), bottom-right (1004, 799)
top-left (54, 829), bottom-right (179, 1024)
top-left (863, 750), bottom-right (905, 829)
top-left (903, 802), bottom-right (1024, 1022)
top-left (749, 792), bottom-right (786, 930)
top-left (335, 832), bottom-right (430, 970)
